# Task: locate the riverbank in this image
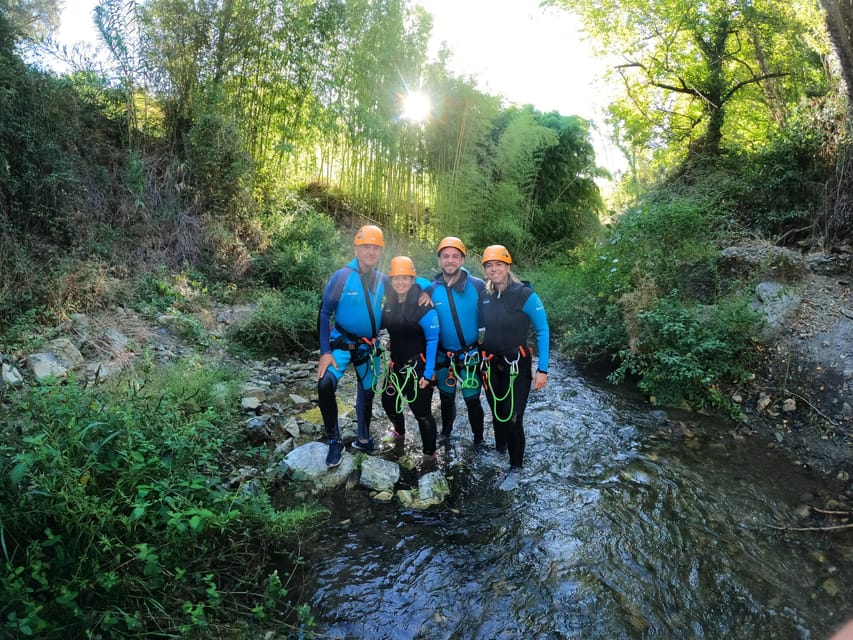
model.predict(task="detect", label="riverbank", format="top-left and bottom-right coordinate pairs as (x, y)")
top-left (734, 255), bottom-right (853, 482)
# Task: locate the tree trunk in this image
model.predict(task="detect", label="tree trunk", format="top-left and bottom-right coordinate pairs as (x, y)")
top-left (820, 0), bottom-right (853, 108)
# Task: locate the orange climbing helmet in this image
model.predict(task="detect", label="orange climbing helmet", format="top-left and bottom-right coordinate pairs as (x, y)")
top-left (388, 256), bottom-right (417, 277)
top-left (481, 244), bottom-right (512, 265)
top-left (354, 224), bottom-right (384, 246)
top-left (437, 236), bottom-right (466, 256)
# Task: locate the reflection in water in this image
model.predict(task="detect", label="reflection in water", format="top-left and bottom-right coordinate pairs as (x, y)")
top-left (297, 363), bottom-right (853, 639)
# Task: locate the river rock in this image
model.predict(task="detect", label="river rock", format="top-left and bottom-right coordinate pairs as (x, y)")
top-left (359, 457), bottom-right (400, 492)
top-left (398, 471), bottom-right (451, 509)
top-left (1, 363), bottom-right (23, 386)
top-left (277, 441), bottom-right (355, 490)
top-left (26, 337), bottom-right (84, 381)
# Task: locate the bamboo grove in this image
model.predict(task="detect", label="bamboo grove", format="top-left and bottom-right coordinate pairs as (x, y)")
top-left (54, 0), bottom-right (603, 257)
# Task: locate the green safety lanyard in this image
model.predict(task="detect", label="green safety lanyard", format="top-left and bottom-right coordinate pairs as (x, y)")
top-left (352, 339), bottom-right (387, 393)
top-left (448, 350), bottom-right (481, 390)
top-left (482, 352), bottom-right (520, 423)
top-left (385, 360), bottom-right (420, 413)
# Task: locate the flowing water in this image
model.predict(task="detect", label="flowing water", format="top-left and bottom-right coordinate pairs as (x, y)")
top-left (293, 362), bottom-right (853, 639)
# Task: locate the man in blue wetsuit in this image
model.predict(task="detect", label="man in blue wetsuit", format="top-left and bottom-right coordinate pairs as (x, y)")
top-left (317, 224), bottom-right (387, 467)
top-left (428, 237), bottom-right (487, 447)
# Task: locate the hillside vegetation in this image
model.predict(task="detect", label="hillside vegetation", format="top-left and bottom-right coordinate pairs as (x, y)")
top-left (1, 0), bottom-right (852, 636)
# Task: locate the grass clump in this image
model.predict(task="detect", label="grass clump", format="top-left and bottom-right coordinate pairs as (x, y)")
top-left (227, 289), bottom-right (320, 358)
top-left (0, 358), bottom-right (326, 638)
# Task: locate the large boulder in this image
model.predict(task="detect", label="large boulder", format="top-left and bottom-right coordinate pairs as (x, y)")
top-left (276, 441), bottom-right (356, 490)
top-left (719, 245), bottom-right (807, 283)
top-left (753, 282), bottom-right (802, 343)
top-left (26, 337), bottom-right (84, 381)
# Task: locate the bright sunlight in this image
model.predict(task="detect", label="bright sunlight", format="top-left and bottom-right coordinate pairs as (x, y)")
top-left (401, 90), bottom-right (432, 122)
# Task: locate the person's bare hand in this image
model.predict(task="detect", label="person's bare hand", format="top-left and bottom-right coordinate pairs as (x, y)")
top-left (419, 377), bottom-right (431, 389)
top-left (533, 371), bottom-right (548, 391)
top-left (318, 353), bottom-right (337, 379)
top-left (418, 291), bottom-right (433, 307)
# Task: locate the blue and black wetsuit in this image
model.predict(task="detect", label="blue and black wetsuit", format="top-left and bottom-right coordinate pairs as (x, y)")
top-left (380, 284), bottom-right (440, 455)
top-left (479, 281), bottom-right (549, 468)
top-left (429, 269), bottom-right (486, 441)
top-left (317, 259), bottom-right (386, 442)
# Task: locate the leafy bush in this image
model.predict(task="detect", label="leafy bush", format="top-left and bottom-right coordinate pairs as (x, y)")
top-left (0, 358), bottom-right (325, 638)
top-left (608, 292), bottom-right (759, 413)
top-left (227, 289), bottom-right (320, 357)
top-left (532, 247), bottom-right (631, 362)
top-left (252, 202), bottom-right (343, 292)
top-left (541, 176), bottom-right (759, 410)
top-left (132, 267), bottom-right (212, 315)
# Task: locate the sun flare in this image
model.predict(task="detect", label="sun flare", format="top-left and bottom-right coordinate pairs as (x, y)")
top-left (401, 90), bottom-right (432, 122)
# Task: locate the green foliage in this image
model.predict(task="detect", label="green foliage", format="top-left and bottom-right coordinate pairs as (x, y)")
top-left (546, 172), bottom-right (761, 410)
top-left (0, 22), bottom-right (81, 241)
top-left (549, 0), bottom-right (831, 164)
top-left (132, 267), bottom-right (212, 315)
top-left (609, 292), bottom-right (759, 413)
top-left (460, 106), bottom-right (605, 258)
top-left (253, 202), bottom-right (343, 291)
top-left (0, 359), bottom-right (326, 638)
top-left (534, 244), bottom-right (631, 362)
top-left (185, 89), bottom-right (254, 222)
top-left (721, 105), bottom-right (836, 241)
top-left (227, 289), bottom-right (320, 358)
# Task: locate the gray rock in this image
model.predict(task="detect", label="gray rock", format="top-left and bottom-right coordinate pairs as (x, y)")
top-left (280, 416), bottom-right (301, 439)
top-left (1, 363), bottom-right (23, 386)
top-left (104, 328), bottom-right (130, 353)
top-left (753, 282), bottom-right (802, 342)
top-left (245, 416), bottom-right (272, 444)
top-left (720, 245), bottom-right (807, 282)
top-left (27, 353), bottom-right (69, 381)
top-left (807, 253), bottom-right (853, 276)
top-left (26, 337), bottom-right (84, 381)
top-left (359, 457), bottom-right (400, 492)
top-left (241, 396), bottom-right (261, 410)
top-left (419, 470), bottom-right (449, 500)
top-left (242, 386), bottom-right (266, 402)
top-left (290, 394), bottom-right (310, 405)
top-left (278, 441), bottom-right (356, 490)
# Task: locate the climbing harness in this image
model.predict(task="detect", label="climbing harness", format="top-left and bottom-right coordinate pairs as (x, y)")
top-left (384, 354), bottom-right (424, 413)
top-left (481, 346), bottom-right (526, 423)
top-left (446, 348), bottom-right (481, 390)
top-left (332, 335), bottom-right (385, 391)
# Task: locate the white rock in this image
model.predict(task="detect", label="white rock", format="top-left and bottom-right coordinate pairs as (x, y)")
top-left (1, 363), bottom-right (23, 386)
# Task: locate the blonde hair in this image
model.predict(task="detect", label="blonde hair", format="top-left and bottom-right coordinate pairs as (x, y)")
top-left (485, 268), bottom-right (522, 295)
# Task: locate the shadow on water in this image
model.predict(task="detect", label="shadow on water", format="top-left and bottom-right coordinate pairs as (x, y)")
top-left (293, 362), bottom-right (853, 640)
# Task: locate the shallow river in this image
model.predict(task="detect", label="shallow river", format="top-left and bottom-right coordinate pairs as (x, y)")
top-left (294, 362), bottom-right (853, 639)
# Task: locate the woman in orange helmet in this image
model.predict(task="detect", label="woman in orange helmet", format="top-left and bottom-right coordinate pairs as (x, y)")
top-left (379, 256), bottom-right (440, 461)
top-left (478, 245), bottom-right (549, 488)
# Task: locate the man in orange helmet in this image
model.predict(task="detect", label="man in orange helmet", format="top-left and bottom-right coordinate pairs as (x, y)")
top-left (427, 236), bottom-right (487, 447)
top-left (317, 224), bottom-right (387, 467)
